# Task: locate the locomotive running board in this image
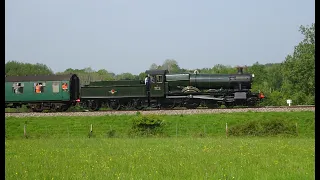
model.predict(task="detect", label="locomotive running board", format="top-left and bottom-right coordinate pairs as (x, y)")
top-left (166, 95), bottom-right (224, 101)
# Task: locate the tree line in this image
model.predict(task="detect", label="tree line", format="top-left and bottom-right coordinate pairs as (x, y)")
top-left (5, 23), bottom-right (314, 106)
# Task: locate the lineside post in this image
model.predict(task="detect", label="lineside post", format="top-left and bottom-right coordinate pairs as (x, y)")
top-left (176, 122), bottom-right (178, 138)
top-left (226, 123), bottom-right (228, 138)
top-left (24, 121), bottom-right (28, 139)
top-left (89, 124), bottom-right (93, 138)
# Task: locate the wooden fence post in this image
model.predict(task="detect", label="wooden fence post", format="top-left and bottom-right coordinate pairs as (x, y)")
top-left (24, 123), bottom-right (27, 138)
top-left (176, 123), bottom-right (178, 138)
top-left (226, 123), bottom-right (228, 138)
top-left (67, 125), bottom-right (70, 138)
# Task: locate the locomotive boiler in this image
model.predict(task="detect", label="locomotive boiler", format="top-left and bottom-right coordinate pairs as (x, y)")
top-left (166, 67), bottom-right (253, 92)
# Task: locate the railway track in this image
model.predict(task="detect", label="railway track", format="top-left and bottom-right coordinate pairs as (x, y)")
top-left (5, 105), bottom-right (315, 117)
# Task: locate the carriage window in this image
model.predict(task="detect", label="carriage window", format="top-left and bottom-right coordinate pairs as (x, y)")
top-left (34, 82), bottom-right (46, 93)
top-left (156, 75), bottom-right (163, 83)
top-left (62, 83), bottom-right (68, 91)
top-left (52, 82), bottom-right (60, 93)
top-left (12, 82), bottom-right (24, 94)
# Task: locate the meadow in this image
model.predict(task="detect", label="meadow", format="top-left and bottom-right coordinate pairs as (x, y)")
top-left (5, 111), bottom-right (315, 179)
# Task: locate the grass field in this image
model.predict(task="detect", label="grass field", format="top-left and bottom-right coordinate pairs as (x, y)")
top-left (5, 111), bottom-right (315, 138)
top-left (5, 111), bottom-right (315, 179)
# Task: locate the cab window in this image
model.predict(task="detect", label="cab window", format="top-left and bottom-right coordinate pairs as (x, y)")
top-left (12, 82), bottom-right (24, 94)
top-left (156, 75), bottom-right (163, 83)
top-left (34, 82), bottom-right (46, 93)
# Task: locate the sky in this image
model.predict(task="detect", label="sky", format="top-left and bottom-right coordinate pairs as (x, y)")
top-left (5, 0), bottom-right (315, 75)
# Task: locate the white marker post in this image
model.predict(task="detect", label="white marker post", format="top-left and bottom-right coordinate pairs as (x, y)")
top-left (287, 99), bottom-right (292, 106)
top-left (89, 124), bottom-right (93, 138)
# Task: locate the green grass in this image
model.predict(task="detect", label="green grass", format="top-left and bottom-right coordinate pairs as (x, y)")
top-left (5, 137), bottom-right (314, 180)
top-left (5, 111), bottom-right (315, 139)
top-left (5, 111), bottom-right (315, 179)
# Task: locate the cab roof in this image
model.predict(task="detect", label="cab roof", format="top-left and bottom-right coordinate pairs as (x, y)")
top-left (145, 70), bottom-right (168, 75)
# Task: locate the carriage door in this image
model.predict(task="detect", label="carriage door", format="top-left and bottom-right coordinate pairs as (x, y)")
top-left (149, 74), bottom-right (165, 97)
top-left (61, 81), bottom-right (70, 100)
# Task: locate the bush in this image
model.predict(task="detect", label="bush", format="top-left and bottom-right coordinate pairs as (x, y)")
top-left (228, 119), bottom-right (298, 137)
top-left (106, 129), bottom-right (116, 138)
top-left (129, 114), bottom-right (166, 137)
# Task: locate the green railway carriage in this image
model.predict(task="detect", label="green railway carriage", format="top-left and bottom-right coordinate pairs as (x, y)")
top-left (5, 74), bottom-right (80, 112)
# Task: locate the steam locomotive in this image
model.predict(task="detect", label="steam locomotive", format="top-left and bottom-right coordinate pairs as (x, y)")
top-left (5, 67), bottom-right (265, 112)
top-left (80, 67), bottom-right (264, 110)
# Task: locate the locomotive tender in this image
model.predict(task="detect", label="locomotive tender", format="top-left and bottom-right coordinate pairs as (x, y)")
top-left (5, 67), bottom-right (264, 112)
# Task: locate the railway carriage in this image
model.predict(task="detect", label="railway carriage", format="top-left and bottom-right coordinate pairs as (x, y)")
top-left (5, 74), bottom-right (80, 112)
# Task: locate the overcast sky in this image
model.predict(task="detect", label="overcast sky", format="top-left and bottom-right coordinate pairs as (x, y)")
top-left (5, 0), bottom-right (315, 75)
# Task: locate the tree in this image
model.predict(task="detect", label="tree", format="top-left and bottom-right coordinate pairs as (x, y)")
top-left (115, 73), bottom-right (137, 80)
top-left (246, 62), bottom-right (268, 92)
top-left (161, 59), bottom-right (181, 73)
top-left (5, 61), bottom-right (53, 76)
top-left (281, 23), bottom-right (315, 104)
top-left (263, 63), bottom-right (283, 91)
top-left (138, 72), bottom-right (147, 80)
top-left (56, 67), bottom-right (116, 85)
top-left (149, 63), bottom-right (159, 70)
top-left (210, 64), bottom-right (233, 74)
top-left (97, 69), bottom-right (115, 80)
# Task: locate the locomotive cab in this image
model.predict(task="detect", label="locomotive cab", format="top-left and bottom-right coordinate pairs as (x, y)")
top-left (145, 70), bottom-right (168, 98)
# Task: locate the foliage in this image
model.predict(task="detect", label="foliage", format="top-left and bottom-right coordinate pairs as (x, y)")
top-left (149, 59), bottom-right (184, 73)
top-left (247, 23), bottom-right (314, 105)
top-left (115, 72), bottom-right (139, 80)
top-left (106, 129), bottom-right (116, 138)
top-left (56, 67), bottom-right (116, 86)
top-left (228, 119), bottom-right (298, 137)
top-left (280, 23), bottom-right (315, 105)
top-left (5, 61), bottom-right (53, 76)
top-left (129, 114), bottom-right (166, 137)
